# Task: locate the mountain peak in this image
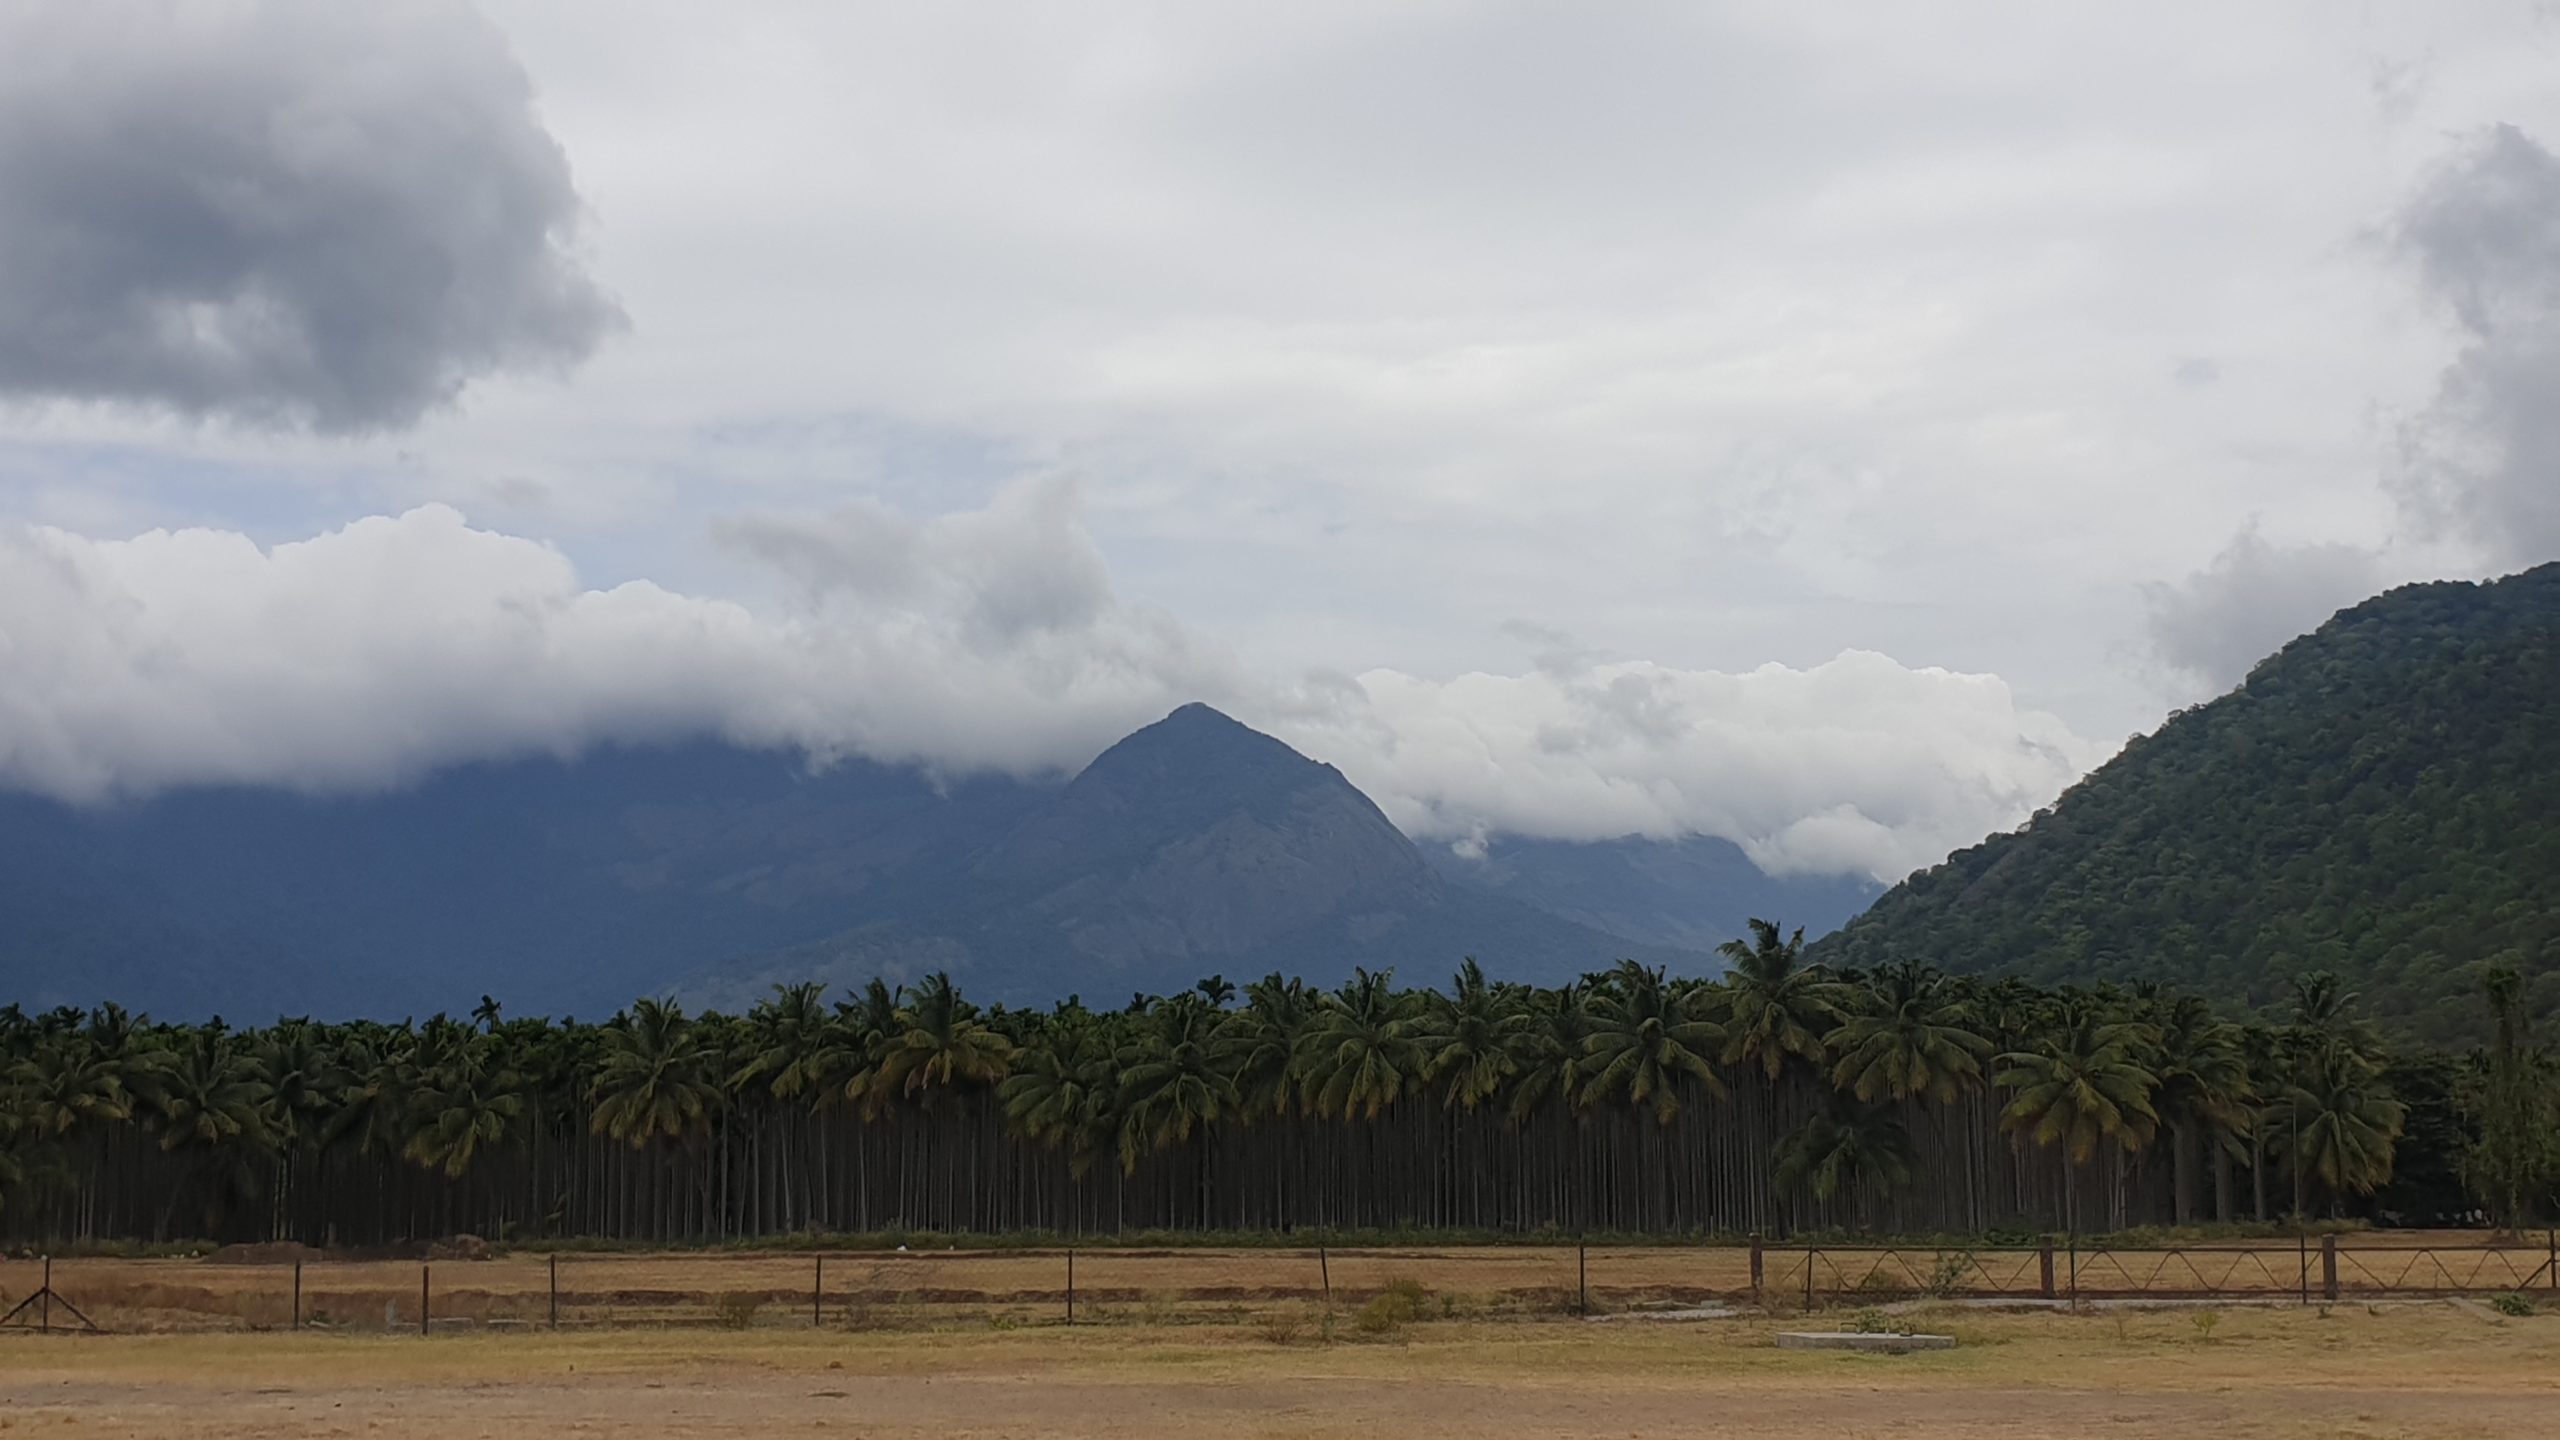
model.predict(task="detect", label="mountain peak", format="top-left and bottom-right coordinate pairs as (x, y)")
top-left (1074, 703), bottom-right (1322, 799)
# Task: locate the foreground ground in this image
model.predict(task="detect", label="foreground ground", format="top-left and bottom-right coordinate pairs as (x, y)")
top-left (3, 1304), bottom-right (2554, 1439)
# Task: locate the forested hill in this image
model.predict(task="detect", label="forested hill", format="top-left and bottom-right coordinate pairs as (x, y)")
top-left (1815, 562), bottom-right (2560, 1045)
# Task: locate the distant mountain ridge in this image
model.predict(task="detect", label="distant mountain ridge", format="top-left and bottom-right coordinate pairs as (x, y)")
top-left (0, 704), bottom-right (1849, 1020)
top-left (1814, 562), bottom-right (2560, 1044)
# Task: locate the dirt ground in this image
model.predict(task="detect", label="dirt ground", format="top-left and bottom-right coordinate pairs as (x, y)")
top-left (4, 1303), bottom-right (2556, 1439)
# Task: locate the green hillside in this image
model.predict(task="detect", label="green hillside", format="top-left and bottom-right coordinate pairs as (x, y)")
top-left (1816, 563), bottom-right (2560, 1045)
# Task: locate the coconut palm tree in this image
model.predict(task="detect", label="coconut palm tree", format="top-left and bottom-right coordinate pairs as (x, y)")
top-left (1581, 961), bottom-right (1725, 1125)
top-left (1995, 998), bottom-right (2160, 1232)
top-left (1772, 1094), bottom-right (1919, 1219)
top-left (2268, 1045), bottom-right (2406, 1215)
top-left (2146, 994), bottom-right (2252, 1224)
top-left (1114, 996), bottom-right (1239, 1173)
top-left (1503, 980), bottom-right (1595, 1126)
top-left (403, 1035), bottom-right (524, 1179)
top-left (1826, 961), bottom-right (1990, 1105)
top-left (1224, 974), bottom-right (1315, 1118)
top-left (999, 1007), bottom-right (1122, 1179)
top-left (147, 1027), bottom-right (275, 1238)
top-left (875, 973), bottom-right (1014, 1098)
top-left (1414, 959), bottom-right (1526, 1112)
top-left (589, 999), bottom-right (723, 1149)
top-left (1297, 969), bottom-right (1425, 1121)
top-left (1715, 918), bottom-right (1844, 1081)
top-left (8, 1036), bottom-right (134, 1140)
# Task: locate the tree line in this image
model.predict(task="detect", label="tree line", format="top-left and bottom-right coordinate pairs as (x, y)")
top-left (0, 921), bottom-right (2547, 1247)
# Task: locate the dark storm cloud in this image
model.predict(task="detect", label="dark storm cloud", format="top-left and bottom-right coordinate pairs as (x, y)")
top-left (2392, 124), bottom-right (2560, 563)
top-left (0, 1), bottom-right (621, 433)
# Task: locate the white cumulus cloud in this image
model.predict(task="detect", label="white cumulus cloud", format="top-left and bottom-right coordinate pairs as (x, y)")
top-left (0, 496), bottom-right (2105, 882)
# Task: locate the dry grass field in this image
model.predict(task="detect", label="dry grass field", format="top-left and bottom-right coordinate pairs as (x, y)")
top-left (3, 1232), bottom-right (2547, 1332)
top-left (4, 1304), bottom-right (2557, 1438)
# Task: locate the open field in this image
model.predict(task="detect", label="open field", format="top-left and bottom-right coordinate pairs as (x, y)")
top-left (3, 1231), bottom-right (2550, 1332)
top-left (4, 1305), bottom-right (2558, 1438)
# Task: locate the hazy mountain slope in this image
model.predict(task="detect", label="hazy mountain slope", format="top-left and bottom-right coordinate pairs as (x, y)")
top-left (1424, 833), bottom-right (1881, 954)
top-left (1815, 563), bottom-right (2560, 1044)
top-left (0, 707), bottom-right (1845, 1020)
top-left (0, 745), bottom-right (1053, 1019)
top-left (681, 705), bottom-right (1690, 1006)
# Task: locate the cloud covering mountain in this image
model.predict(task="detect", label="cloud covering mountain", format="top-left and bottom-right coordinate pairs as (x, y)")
top-left (0, 492), bottom-right (2096, 882)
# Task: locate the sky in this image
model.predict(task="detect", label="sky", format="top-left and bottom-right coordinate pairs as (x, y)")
top-left (3, 1), bottom-right (2557, 883)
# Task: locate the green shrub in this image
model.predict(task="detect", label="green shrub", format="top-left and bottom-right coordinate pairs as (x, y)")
top-left (1354, 1278), bottom-right (1427, 1336)
top-left (2490, 1292), bottom-right (2536, 1317)
top-left (711, 1291), bottom-right (762, 1330)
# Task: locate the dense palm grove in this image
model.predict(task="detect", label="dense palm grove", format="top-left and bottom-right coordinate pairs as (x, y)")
top-left (0, 921), bottom-right (2526, 1247)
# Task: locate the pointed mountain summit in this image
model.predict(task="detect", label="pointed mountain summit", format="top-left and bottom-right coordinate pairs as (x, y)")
top-left (961, 704), bottom-right (1441, 973)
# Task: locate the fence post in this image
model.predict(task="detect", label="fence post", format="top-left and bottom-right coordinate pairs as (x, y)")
top-left (1749, 1236), bottom-right (1764, 1305)
top-left (814, 1255), bottom-right (824, 1327)
top-left (2297, 1231), bottom-right (2308, 1305)
top-left (1577, 1242), bottom-right (1588, 1317)
top-left (419, 1264), bottom-right (430, 1338)
top-left (1066, 1250), bottom-right (1075, 1325)
top-left (2548, 1228), bottom-right (2555, 1293)
top-left (39, 1256), bottom-right (49, 1335)
top-left (2321, 1234), bottom-right (2338, 1302)
top-left (549, 1254), bottom-right (558, 1329)
top-left (1318, 1246), bottom-right (1330, 1310)
top-left (2066, 1235), bottom-right (2078, 1310)
top-left (1804, 1246), bottom-right (1815, 1308)
top-left (293, 1260), bottom-right (302, 1330)
top-left (2038, 1239), bottom-right (2056, 1300)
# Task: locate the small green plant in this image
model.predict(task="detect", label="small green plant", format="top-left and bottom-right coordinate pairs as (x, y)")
top-left (1923, 1250), bottom-right (1976, 1300)
top-left (1354, 1278), bottom-right (1427, 1336)
top-left (1849, 1306), bottom-right (1897, 1335)
top-left (711, 1291), bottom-right (762, 1330)
top-left (2489, 1292), bottom-right (2536, 1318)
top-left (2190, 1310), bottom-right (2220, 1342)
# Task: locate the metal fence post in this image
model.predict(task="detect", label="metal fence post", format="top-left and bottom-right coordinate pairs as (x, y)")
top-left (1804, 1246), bottom-right (1816, 1308)
top-left (814, 1255), bottom-right (824, 1327)
top-left (1318, 1246), bottom-right (1330, 1310)
top-left (2038, 1239), bottom-right (2056, 1300)
top-left (419, 1264), bottom-right (430, 1338)
top-left (2548, 1229), bottom-right (2555, 1293)
top-left (2321, 1235), bottom-right (2339, 1301)
top-left (1577, 1242), bottom-right (1588, 1316)
top-left (292, 1260), bottom-right (302, 1330)
top-left (1066, 1250), bottom-right (1075, 1325)
top-left (39, 1256), bottom-right (50, 1335)
top-left (2066, 1235), bottom-right (2078, 1310)
top-left (1749, 1236), bottom-right (1764, 1305)
top-left (549, 1254), bottom-right (558, 1329)
top-left (2298, 1231), bottom-right (2308, 1305)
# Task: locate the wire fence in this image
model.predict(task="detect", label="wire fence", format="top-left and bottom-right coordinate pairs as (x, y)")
top-left (3, 1234), bottom-right (2553, 1335)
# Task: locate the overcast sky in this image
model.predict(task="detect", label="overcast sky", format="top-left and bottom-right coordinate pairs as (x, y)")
top-left (3, 1), bottom-right (2556, 882)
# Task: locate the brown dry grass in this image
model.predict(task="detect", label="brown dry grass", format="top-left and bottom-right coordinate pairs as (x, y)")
top-left (4, 1231), bottom-right (2545, 1333)
top-left (3, 1302), bottom-right (2557, 1437)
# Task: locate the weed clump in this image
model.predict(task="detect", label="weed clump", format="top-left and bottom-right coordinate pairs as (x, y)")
top-left (1354, 1277), bottom-right (1428, 1336)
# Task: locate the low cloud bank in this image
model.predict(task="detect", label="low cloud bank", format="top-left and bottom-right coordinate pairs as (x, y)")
top-left (0, 496), bottom-right (2100, 883)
